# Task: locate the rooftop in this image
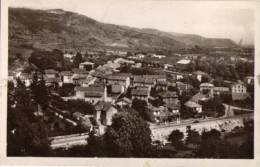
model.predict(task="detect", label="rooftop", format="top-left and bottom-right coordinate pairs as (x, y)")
top-left (131, 88), bottom-right (149, 96)
top-left (60, 71), bottom-right (73, 76)
top-left (45, 69), bottom-right (58, 74)
top-left (177, 59), bottom-right (191, 65)
top-left (158, 91), bottom-right (178, 98)
top-left (184, 101), bottom-right (201, 108)
top-left (95, 101), bottom-right (113, 111)
top-left (75, 86), bottom-right (104, 92)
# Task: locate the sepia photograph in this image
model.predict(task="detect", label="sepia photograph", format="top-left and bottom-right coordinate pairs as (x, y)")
top-left (1, 0), bottom-right (259, 165)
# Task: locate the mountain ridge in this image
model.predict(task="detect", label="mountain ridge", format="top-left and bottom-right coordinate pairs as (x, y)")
top-left (9, 7), bottom-right (237, 52)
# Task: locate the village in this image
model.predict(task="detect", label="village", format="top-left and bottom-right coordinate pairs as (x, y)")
top-left (8, 47), bottom-right (254, 148)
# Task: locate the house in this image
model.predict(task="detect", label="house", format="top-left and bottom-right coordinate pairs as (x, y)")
top-left (60, 71), bottom-right (74, 84)
top-left (184, 101), bottom-right (202, 113)
top-left (193, 71), bottom-right (208, 82)
top-left (155, 80), bottom-right (168, 91)
top-left (164, 64), bottom-right (173, 70)
top-left (45, 77), bottom-right (63, 87)
top-left (244, 76), bottom-right (254, 85)
top-left (94, 101), bottom-right (118, 134)
top-left (176, 59), bottom-right (191, 70)
top-left (231, 81), bottom-right (249, 101)
top-left (143, 75), bottom-right (167, 82)
top-left (82, 76), bottom-right (97, 87)
top-left (74, 86), bottom-right (107, 104)
top-left (114, 58), bottom-right (135, 65)
top-left (158, 91), bottom-right (179, 105)
top-left (19, 72), bottom-right (32, 87)
top-left (72, 68), bottom-right (89, 78)
top-left (213, 87), bottom-right (230, 96)
top-left (44, 69), bottom-right (59, 79)
top-left (200, 83), bottom-right (214, 97)
top-left (131, 87), bottom-right (150, 102)
top-left (133, 76), bottom-right (155, 88)
top-left (116, 97), bottom-right (133, 108)
top-left (72, 68), bottom-right (89, 85)
top-left (176, 82), bottom-right (193, 95)
top-left (111, 84), bottom-right (125, 94)
top-left (79, 61), bottom-right (94, 71)
top-left (146, 105), bottom-right (179, 123)
top-left (151, 54), bottom-right (166, 59)
top-left (189, 92), bottom-right (212, 103)
top-left (103, 61), bottom-right (120, 71)
top-left (106, 73), bottom-right (131, 89)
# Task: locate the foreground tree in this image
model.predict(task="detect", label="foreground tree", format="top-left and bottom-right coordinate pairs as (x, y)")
top-left (185, 126), bottom-right (201, 145)
top-left (168, 129), bottom-right (184, 150)
top-left (30, 73), bottom-right (49, 109)
top-left (104, 110), bottom-right (152, 157)
top-left (7, 79), bottom-right (51, 156)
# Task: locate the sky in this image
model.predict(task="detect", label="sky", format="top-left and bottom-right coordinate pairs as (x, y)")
top-left (9, 0), bottom-right (255, 45)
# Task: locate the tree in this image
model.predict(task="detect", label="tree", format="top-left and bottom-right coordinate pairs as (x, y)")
top-left (185, 126), bottom-right (201, 145)
top-left (73, 52), bottom-right (83, 68)
top-left (104, 110), bottom-right (152, 157)
top-left (132, 99), bottom-right (152, 121)
top-left (7, 79), bottom-right (51, 156)
top-left (196, 129), bottom-right (222, 158)
top-left (168, 129), bottom-right (184, 150)
top-left (30, 73), bottom-right (49, 109)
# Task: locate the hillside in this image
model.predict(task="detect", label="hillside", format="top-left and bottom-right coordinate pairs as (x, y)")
top-left (9, 8), bottom-right (238, 51)
top-left (8, 7), bottom-right (238, 71)
top-left (9, 8), bottom-right (187, 52)
top-left (141, 28), bottom-right (237, 48)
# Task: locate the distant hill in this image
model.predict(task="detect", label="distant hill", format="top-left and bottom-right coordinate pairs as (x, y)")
top-left (9, 7), bottom-right (237, 52)
top-left (141, 28), bottom-right (237, 48)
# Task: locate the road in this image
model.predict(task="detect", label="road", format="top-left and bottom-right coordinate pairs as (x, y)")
top-left (150, 113), bottom-right (253, 130)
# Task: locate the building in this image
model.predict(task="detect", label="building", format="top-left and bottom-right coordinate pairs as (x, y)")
top-left (79, 61), bottom-right (94, 71)
top-left (106, 73), bottom-right (131, 89)
top-left (231, 82), bottom-right (249, 101)
top-left (74, 86), bottom-right (107, 104)
top-left (184, 101), bottom-right (202, 113)
top-left (158, 91), bottom-right (179, 105)
top-left (193, 71), bottom-right (208, 82)
top-left (176, 81), bottom-right (193, 95)
top-left (45, 77), bottom-right (63, 87)
top-left (111, 84), bottom-right (125, 94)
top-left (72, 68), bottom-right (89, 85)
top-left (72, 68), bottom-right (89, 78)
top-left (151, 54), bottom-right (166, 59)
top-left (60, 71), bottom-right (74, 84)
top-left (213, 87), bottom-right (230, 96)
top-left (18, 72), bottom-right (32, 87)
top-left (44, 69), bottom-right (59, 79)
top-left (94, 101), bottom-right (118, 134)
top-left (146, 105), bottom-right (179, 123)
top-left (200, 83), bottom-right (214, 97)
top-left (176, 59), bottom-right (191, 70)
top-left (115, 97), bottom-right (133, 108)
top-left (155, 80), bottom-right (168, 91)
top-left (244, 76), bottom-right (254, 85)
top-left (133, 76), bottom-right (155, 88)
top-left (82, 76), bottom-right (96, 87)
top-left (131, 87), bottom-right (150, 102)
top-left (143, 75), bottom-right (167, 82)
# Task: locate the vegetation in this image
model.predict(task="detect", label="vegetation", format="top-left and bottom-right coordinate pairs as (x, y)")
top-left (168, 130), bottom-right (184, 150)
top-left (7, 79), bottom-right (51, 156)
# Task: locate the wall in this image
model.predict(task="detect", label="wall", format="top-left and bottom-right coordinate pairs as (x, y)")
top-left (150, 117), bottom-right (245, 143)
